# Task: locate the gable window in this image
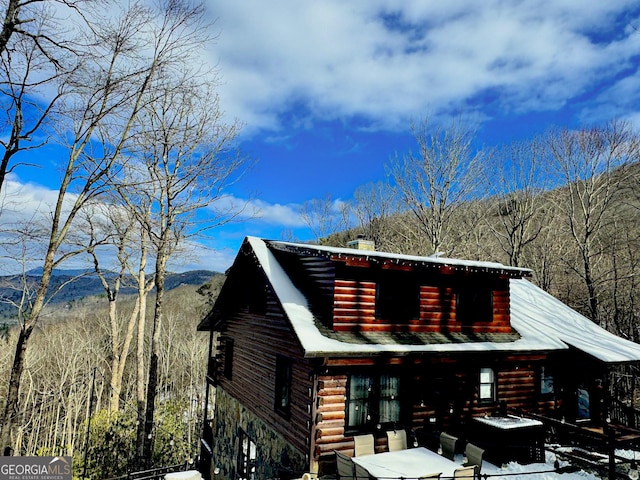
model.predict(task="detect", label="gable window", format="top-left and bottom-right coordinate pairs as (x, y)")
top-left (457, 285), bottom-right (493, 324)
top-left (237, 429), bottom-right (256, 480)
top-left (347, 373), bottom-right (401, 430)
top-left (376, 272), bottom-right (419, 321)
top-left (479, 367), bottom-right (496, 404)
top-left (274, 355), bottom-right (292, 417)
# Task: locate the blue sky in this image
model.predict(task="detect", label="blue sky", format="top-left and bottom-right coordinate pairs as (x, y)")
top-left (5, 0), bottom-right (640, 273)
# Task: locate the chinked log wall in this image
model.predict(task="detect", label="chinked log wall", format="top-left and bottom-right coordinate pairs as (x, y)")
top-left (332, 279), bottom-right (512, 333)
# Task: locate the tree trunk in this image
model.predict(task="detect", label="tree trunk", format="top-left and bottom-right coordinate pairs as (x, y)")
top-left (135, 237), bottom-right (149, 463)
top-left (142, 251), bottom-right (167, 466)
top-left (1, 323), bottom-right (34, 450)
top-left (110, 301), bottom-right (140, 413)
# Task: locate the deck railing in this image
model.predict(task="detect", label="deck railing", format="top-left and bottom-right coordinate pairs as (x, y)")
top-left (609, 398), bottom-right (640, 429)
top-left (103, 463), bottom-right (188, 480)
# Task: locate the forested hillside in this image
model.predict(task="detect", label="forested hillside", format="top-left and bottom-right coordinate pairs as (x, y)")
top-left (0, 270), bottom-right (219, 321)
top-left (0, 276), bottom-right (223, 478)
top-left (319, 120), bottom-right (640, 347)
top-left (0, 0), bottom-right (249, 470)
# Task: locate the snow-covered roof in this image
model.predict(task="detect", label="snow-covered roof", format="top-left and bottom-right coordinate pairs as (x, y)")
top-left (269, 238), bottom-right (532, 276)
top-left (247, 237), bottom-right (640, 363)
top-left (510, 279), bottom-right (640, 363)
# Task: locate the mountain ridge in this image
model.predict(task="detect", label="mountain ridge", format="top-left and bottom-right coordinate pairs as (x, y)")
top-left (0, 269), bottom-right (222, 320)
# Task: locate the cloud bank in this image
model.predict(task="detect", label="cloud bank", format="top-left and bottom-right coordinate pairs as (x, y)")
top-left (208, 0), bottom-right (640, 133)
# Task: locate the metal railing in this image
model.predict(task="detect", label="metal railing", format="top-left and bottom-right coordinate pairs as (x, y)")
top-left (103, 463), bottom-right (189, 480)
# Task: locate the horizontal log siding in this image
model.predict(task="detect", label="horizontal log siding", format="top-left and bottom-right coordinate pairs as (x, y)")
top-left (405, 355), bottom-right (552, 431)
top-left (311, 353), bottom-right (554, 471)
top-left (332, 278), bottom-right (512, 333)
top-left (332, 280), bottom-right (376, 331)
top-left (313, 375), bottom-right (388, 473)
top-left (215, 292), bottom-right (313, 459)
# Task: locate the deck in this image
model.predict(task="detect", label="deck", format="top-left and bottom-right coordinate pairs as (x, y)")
top-left (522, 411), bottom-right (640, 480)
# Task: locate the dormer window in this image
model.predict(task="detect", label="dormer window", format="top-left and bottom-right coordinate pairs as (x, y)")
top-left (375, 272), bottom-right (419, 322)
top-left (456, 284), bottom-right (493, 324)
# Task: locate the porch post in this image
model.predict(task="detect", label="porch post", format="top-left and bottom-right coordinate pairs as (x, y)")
top-left (608, 428), bottom-right (616, 480)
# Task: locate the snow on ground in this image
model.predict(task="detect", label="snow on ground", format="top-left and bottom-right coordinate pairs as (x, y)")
top-left (298, 449), bottom-right (617, 479)
top-left (481, 459), bottom-right (600, 480)
top-left (478, 447), bottom-right (640, 480)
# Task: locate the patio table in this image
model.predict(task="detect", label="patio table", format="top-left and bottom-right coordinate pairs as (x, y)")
top-left (351, 447), bottom-right (460, 479)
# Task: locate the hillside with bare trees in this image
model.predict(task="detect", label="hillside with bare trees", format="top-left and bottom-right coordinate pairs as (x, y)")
top-left (0, 278), bottom-right (221, 478)
top-left (323, 119), bottom-right (640, 348)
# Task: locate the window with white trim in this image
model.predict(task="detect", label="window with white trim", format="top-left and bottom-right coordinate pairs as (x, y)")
top-left (479, 367), bottom-right (496, 403)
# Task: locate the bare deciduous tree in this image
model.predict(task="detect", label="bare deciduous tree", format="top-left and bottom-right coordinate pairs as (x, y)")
top-left (484, 138), bottom-right (548, 267)
top-left (388, 116), bottom-right (483, 255)
top-left (0, 0), bottom-right (196, 450)
top-left (547, 119), bottom-right (640, 324)
top-left (0, 0), bottom-right (97, 196)
top-left (350, 181), bottom-right (400, 251)
top-left (112, 67), bottom-right (248, 462)
top-left (300, 193), bottom-right (351, 244)
top-left (83, 204), bottom-right (145, 413)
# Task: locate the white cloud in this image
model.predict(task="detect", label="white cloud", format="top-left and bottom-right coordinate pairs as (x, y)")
top-left (168, 240), bottom-right (236, 273)
top-left (0, 174), bottom-right (82, 240)
top-left (0, 178), bottom-right (312, 273)
top-left (578, 65), bottom-right (640, 124)
top-left (206, 0), bottom-right (640, 133)
top-left (211, 195), bottom-right (306, 227)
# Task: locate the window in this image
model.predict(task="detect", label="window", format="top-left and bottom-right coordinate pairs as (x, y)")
top-left (347, 373), bottom-right (401, 430)
top-left (375, 272), bottom-right (419, 321)
top-left (457, 285), bottom-right (493, 324)
top-left (274, 355), bottom-right (292, 417)
top-left (479, 367), bottom-right (496, 403)
top-left (237, 429), bottom-right (256, 480)
top-left (540, 365), bottom-right (554, 396)
top-left (223, 338), bottom-right (234, 380)
top-left (214, 336), bottom-right (234, 381)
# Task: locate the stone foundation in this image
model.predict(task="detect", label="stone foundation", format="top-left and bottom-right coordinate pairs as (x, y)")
top-left (210, 389), bottom-right (308, 479)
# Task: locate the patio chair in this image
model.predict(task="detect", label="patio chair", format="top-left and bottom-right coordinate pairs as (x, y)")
top-left (420, 473), bottom-right (442, 480)
top-left (353, 462), bottom-right (372, 480)
top-left (386, 429), bottom-right (407, 452)
top-left (463, 443), bottom-right (484, 475)
top-left (439, 432), bottom-right (457, 460)
top-left (453, 466), bottom-right (476, 480)
top-left (335, 450), bottom-right (354, 480)
top-left (353, 434), bottom-right (375, 456)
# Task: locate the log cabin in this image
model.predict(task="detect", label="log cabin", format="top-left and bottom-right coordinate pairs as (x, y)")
top-left (197, 237), bottom-right (640, 479)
